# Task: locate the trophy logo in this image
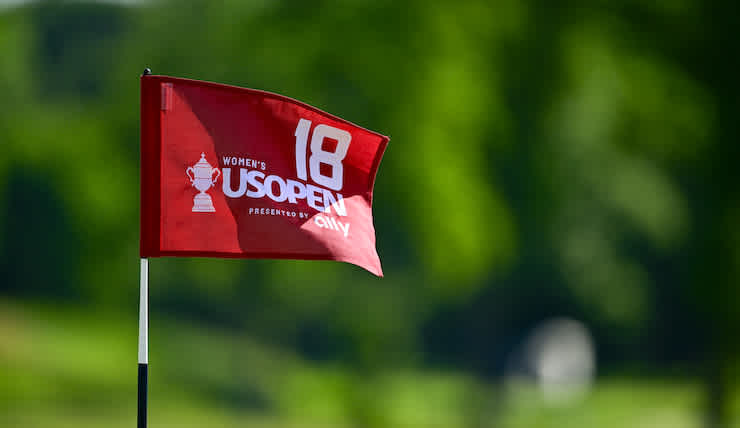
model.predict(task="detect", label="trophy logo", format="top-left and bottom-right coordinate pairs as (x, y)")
top-left (186, 153), bottom-right (221, 213)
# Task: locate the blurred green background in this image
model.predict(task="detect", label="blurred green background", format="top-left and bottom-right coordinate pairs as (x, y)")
top-left (1, 0), bottom-right (739, 427)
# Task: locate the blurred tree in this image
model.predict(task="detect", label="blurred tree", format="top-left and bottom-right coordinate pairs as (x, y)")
top-left (0, 0), bottom-right (738, 426)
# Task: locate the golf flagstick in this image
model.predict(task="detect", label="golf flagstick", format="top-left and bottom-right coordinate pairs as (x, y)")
top-left (139, 67), bottom-right (152, 428)
top-left (137, 67), bottom-right (388, 426)
top-left (138, 258), bottom-right (149, 428)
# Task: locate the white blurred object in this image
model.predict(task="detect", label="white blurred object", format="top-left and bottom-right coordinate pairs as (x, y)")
top-left (506, 318), bottom-right (596, 406)
top-left (528, 318), bottom-right (595, 404)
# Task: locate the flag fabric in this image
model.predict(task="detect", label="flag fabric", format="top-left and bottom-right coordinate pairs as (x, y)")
top-left (140, 75), bottom-right (389, 276)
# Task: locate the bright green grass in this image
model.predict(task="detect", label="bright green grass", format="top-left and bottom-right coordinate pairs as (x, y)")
top-left (1, 299), bottom-right (737, 428)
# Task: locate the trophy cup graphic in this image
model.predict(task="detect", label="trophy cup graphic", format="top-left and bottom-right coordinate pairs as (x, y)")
top-left (186, 153), bottom-right (221, 212)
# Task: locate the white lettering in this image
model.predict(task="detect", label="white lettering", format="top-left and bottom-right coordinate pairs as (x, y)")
top-left (220, 157), bottom-right (348, 217)
top-left (264, 175), bottom-right (287, 202)
top-left (322, 191), bottom-right (346, 217)
top-left (306, 184), bottom-right (325, 212)
top-left (286, 179), bottom-right (307, 204)
top-left (313, 215), bottom-right (351, 238)
top-left (314, 215), bottom-right (328, 228)
top-left (294, 118), bottom-right (311, 181)
top-left (222, 168), bottom-right (247, 197)
top-left (309, 124), bottom-right (351, 191)
top-left (246, 170), bottom-right (265, 198)
top-left (338, 221), bottom-right (350, 237)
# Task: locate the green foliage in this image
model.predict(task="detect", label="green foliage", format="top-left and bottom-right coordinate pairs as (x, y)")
top-left (1, 0), bottom-right (739, 426)
top-left (1, 301), bottom-right (733, 428)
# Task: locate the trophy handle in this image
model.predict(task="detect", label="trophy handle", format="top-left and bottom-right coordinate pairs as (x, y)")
top-left (186, 167), bottom-right (195, 183)
top-left (211, 168), bottom-right (220, 186)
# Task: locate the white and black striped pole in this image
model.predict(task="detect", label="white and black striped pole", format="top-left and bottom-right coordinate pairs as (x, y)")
top-left (138, 67), bottom-right (152, 428)
top-left (138, 258), bottom-right (149, 427)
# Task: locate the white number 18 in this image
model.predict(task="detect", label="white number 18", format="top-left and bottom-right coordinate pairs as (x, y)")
top-left (294, 118), bottom-right (351, 191)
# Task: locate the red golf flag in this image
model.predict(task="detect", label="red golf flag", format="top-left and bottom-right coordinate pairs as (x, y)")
top-left (140, 75), bottom-right (389, 276)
